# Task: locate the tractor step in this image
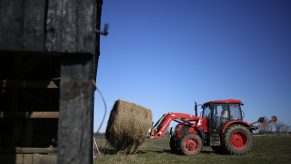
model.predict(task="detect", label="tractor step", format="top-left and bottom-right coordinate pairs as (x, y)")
top-left (210, 140), bottom-right (221, 146)
top-left (211, 135), bottom-right (220, 141)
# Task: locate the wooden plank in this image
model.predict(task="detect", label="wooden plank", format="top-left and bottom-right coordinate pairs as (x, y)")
top-left (77, 0), bottom-right (96, 53)
top-left (22, 0), bottom-right (46, 51)
top-left (0, 0), bottom-right (23, 50)
top-left (0, 147), bottom-right (56, 154)
top-left (0, 0), bottom-right (97, 54)
top-left (24, 154), bottom-right (33, 164)
top-left (45, 0), bottom-right (75, 52)
top-left (0, 80), bottom-right (59, 89)
top-left (0, 112), bottom-right (59, 119)
top-left (16, 147), bottom-right (56, 154)
top-left (0, 0), bottom-right (46, 51)
top-left (58, 56), bottom-right (94, 164)
top-left (60, 0), bottom-right (78, 52)
top-left (38, 154), bottom-right (57, 164)
top-left (0, 154), bottom-right (57, 164)
top-left (46, 0), bottom-right (96, 54)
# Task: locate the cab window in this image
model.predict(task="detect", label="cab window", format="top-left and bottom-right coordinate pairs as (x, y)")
top-left (229, 104), bottom-right (242, 120)
top-left (202, 106), bottom-right (211, 119)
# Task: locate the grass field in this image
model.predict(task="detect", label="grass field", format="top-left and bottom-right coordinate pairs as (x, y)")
top-left (94, 135), bottom-right (291, 164)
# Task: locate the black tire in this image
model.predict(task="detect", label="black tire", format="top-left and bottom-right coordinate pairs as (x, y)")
top-left (180, 134), bottom-right (202, 155)
top-left (222, 124), bottom-right (252, 155)
top-left (170, 137), bottom-right (179, 154)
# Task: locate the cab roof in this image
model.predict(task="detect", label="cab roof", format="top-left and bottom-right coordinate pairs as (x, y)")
top-left (205, 99), bottom-right (243, 105)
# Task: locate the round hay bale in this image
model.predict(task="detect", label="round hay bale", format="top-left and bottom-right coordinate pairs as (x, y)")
top-left (105, 99), bottom-right (152, 154)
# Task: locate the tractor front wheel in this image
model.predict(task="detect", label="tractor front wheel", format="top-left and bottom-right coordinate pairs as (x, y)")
top-left (180, 134), bottom-right (202, 155)
top-left (222, 124), bottom-right (252, 155)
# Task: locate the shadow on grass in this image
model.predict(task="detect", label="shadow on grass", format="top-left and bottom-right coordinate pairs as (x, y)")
top-left (139, 147), bottom-right (231, 156)
top-left (99, 146), bottom-right (229, 156)
top-left (98, 148), bottom-right (151, 155)
top-left (99, 147), bottom-right (117, 155)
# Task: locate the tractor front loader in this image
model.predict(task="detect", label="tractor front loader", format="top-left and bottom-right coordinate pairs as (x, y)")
top-left (148, 99), bottom-right (277, 155)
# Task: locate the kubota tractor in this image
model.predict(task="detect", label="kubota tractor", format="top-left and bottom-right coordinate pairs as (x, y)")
top-left (148, 99), bottom-right (277, 155)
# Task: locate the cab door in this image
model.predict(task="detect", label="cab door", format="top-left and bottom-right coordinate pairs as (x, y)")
top-left (210, 104), bottom-right (229, 146)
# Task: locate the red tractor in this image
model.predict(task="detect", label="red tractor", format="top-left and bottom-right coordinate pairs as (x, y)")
top-left (148, 99), bottom-right (277, 155)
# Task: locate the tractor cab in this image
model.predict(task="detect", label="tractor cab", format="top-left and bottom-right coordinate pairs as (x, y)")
top-left (202, 99), bottom-right (244, 121)
top-left (201, 99), bottom-right (244, 146)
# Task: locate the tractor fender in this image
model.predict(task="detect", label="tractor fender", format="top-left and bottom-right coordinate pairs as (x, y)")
top-left (177, 125), bottom-right (198, 138)
top-left (222, 120), bottom-right (252, 133)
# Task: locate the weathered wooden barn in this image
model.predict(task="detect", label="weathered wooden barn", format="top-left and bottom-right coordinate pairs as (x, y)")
top-left (0, 0), bottom-right (103, 163)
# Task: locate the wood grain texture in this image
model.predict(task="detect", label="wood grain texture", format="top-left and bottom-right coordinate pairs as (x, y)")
top-left (0, 0), bottom-right (23, 50)
top-left (45, 0), bottom-right (96, 54)
top-left (58, 56), bottom-right (94, 164)
top-left (22, 0), bottom-right (46, 51)
top-left (0, 0), bottom-right (98, 54)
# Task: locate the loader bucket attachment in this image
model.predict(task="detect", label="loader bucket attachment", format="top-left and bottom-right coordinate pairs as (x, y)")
top-left (271, 116), bottom-right (277, 122)
top-left (255, 115), bottom-right (278, 129)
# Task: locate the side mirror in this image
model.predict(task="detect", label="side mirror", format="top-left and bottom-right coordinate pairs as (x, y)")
top-left (170, 127), bottom-right (173, 137)
top-left (242, 111), bottom-right (245, 119)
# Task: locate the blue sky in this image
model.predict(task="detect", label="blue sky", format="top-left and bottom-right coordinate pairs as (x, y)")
top-left (94, 0), bottom-right (291, 132)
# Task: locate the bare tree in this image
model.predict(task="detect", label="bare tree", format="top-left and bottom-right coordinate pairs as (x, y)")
top-left (274, 121), bottom-right (285, 134)
top-left (281, 124), bottom-right (290, 134)
top-left (261, 116), bottom-right (273, 134)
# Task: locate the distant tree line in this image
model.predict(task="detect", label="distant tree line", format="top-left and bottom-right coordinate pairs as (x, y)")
top-left (256, 116), bottom-right (291, 135)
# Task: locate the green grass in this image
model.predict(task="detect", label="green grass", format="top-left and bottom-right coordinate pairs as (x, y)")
top-left (94, 135), bottom-right (291, 164)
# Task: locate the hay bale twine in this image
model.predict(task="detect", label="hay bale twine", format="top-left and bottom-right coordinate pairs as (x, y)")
top-left (105, 99), bottom-right (152, 154)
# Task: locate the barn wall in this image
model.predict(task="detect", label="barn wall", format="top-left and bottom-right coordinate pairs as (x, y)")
top-left (0, 0), bottom-right (103, 163)
top-left (0, 0), bottom-right (98, 55)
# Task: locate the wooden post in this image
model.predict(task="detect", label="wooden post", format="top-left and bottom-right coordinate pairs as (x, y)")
top-left (58, 56), bottom-right (94, 164)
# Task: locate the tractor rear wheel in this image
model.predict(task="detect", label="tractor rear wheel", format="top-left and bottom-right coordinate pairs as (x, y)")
top-left (222, 124), bottom-right (252, 155)
top-left (180, 134), bottom-right (202, 155)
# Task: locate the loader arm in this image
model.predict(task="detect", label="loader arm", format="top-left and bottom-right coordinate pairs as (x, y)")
top-left (149, 112), bottom-right (200, 139)
top-left (251, 115), bottom-right (277, 130)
